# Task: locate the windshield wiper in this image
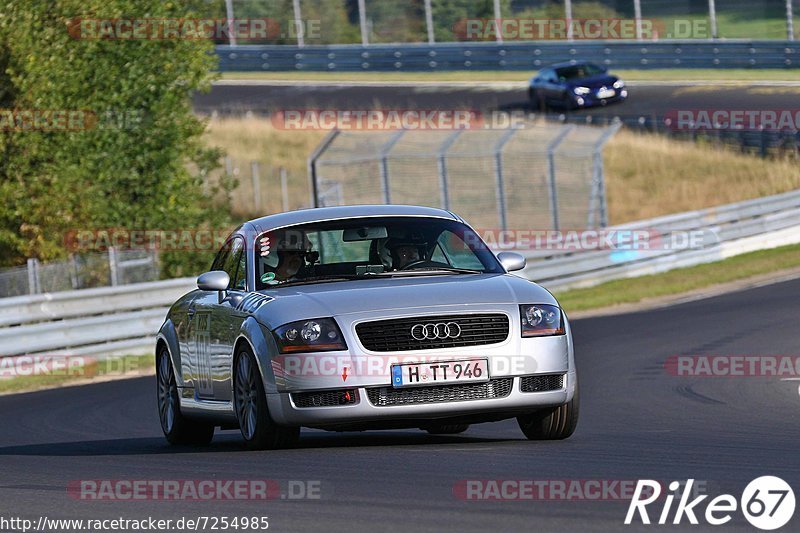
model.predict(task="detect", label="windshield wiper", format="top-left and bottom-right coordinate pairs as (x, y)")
top-left (390, 267), bottom-right (483, 275)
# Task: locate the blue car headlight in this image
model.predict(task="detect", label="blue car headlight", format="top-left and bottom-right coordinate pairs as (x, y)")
top-left (613, 80), bottom-right (625, 89)
top-left (573, 86), bottom-right (591, 95)
top-left (273, 318), bottom-right (347, 353)
top-left (520, 305), bottom-right (565, 337)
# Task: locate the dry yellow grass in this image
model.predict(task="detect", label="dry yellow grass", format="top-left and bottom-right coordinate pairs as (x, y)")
top-left (203, 117), bottom-right (326, 216)
top-left (605, 129), bottom-right (800, 223)
top-left (205, 118), bottom-right (800, 223)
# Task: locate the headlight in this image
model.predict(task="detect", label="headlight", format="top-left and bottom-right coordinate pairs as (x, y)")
top-left (520, 305), bottom-right (565, 337)
top-left (613, 80), bottom-right (624, 89)
top-left (273, 318), bottom-right (347, 353)
top-left (573, 86), bottom-right (591, 95)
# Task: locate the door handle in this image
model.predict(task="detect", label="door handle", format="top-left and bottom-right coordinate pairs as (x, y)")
top-left (187, 307), bottom-right (196, 319)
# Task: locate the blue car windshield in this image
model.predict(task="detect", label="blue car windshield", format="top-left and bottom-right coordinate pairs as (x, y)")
top-left (254, 217), bottom-right (503, 289)
top-left (556, 63), bottom-right (604, 80)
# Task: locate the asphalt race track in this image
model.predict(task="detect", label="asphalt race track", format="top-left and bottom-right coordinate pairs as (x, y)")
top-left (2, 277), bottom-right (799, 531)
top-left (193, 81), bottom-right (800, 123)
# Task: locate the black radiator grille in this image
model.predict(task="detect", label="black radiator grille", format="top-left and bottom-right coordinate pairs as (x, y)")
top-left (356, 314), bottom-right (509, 352)
top-left (519, 374), bottom-right (565, 393)
top-left (291, 389), bottom-right (359, 408)
top-left (366, 378), bottom-right (513, 407)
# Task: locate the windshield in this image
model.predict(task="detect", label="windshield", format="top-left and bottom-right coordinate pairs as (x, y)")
top-left (556, 63), bottom-right (605, 80)
top-left (254, 216), bottom-right (502, 289)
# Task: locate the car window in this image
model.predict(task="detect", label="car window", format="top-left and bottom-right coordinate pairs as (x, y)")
top-left (232, 239), bottom-right (247, 291)
top-left (436, 231), bottom-right (485, 271)
top-left (226, 237), bottom-right (245, 290)
top-left (211, 240), bottom-right (231, 272)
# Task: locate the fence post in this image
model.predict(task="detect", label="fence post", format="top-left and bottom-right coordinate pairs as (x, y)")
top-left (633, 0), bottom-right (643, 40)
top-left (251, 161), bottom-right (262, 213)
top-left (493, 0), bottom-right (503, 43)
top-left (437, 130), bottom-right (463, 210)
top-left (787, 0), bottom-right (795, 41)
top-left (26, 258), bottom-right (40, 295)
top-left (307, 129), bottom-right (341, 208)
top-left (493, 129), bottom-right (517, 232)
top-left (708, 0), bottom-right (718, 39)
top-left (280, 166), bottom-right (290, 212)
top-left (109, 247), bottom-right (119, 286)
top-left (546, 125), bottom-right (575, 232)
top-left (358, 0), bottom-right (369, 45)
top-left (424, 0), bottom-right (435, 44)
top-left (292, 0), bottom-right (305, 47)
top-left (380, 130), bottom-right (405, 204)
top-left (565, 0), bottom-right (574, 41)
top-left (590, 122), bottom-right (622, 228)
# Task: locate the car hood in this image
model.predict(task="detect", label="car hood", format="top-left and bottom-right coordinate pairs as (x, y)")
top-left (566, 74), bottom-right (618, 88)
top-left (253, 274), bottom-right (557, 327)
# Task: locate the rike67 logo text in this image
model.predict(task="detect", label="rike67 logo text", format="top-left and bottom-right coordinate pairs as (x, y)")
top-left (626, 477), bottom-right (795, 530)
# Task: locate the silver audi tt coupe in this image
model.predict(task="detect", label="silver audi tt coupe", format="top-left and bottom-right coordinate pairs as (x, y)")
top-left (156, 205), bottom-right (578, 449)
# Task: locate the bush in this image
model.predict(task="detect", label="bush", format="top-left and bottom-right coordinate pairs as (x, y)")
top-left (0, 0), bottom-right (231, 278)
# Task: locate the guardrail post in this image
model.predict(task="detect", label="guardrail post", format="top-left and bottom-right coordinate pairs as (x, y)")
top-left (109, 247), bottom-right (119, 286)
top-left (26, 258), bottom-right (40, 295)
top-left (307, 129), bottom-right (341, 208)
top-left (251, 161), bottom-right (261, 213)
top-left (493, 129), bottom-right (517, 232)
top-left (788, 0), bottom-right (795, 41)
top-left (546, 125), bottom-right (575, 232)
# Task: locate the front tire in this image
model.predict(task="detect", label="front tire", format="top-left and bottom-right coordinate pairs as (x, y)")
top-left (234, 347), bottom-right (299, 450)
top-left (517, 382), bottom-right (579, 440)
top-left (157, 348), bottom-right (214, 446)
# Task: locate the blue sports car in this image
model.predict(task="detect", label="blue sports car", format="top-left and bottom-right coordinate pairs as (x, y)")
top-left (529, 61), bottom-right (628, 110)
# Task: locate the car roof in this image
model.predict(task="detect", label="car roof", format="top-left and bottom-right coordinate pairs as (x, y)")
top-left (245, 204), bottom-right (461, 233)
top-left (548, 60), bottom-right (595, 69)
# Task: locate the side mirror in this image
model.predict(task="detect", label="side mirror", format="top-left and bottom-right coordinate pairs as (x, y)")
top-left (497, 251), bottom-right (526, 272)
top-left (197, 270), bottom-right (230, 291)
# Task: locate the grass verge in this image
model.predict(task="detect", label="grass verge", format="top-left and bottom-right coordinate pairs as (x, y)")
top-left (554, 242), bottom-right (800, 313)
top-left (219, 69), bottom-right (800, 83)
top-left (0, 354), bottom-right (154, 395)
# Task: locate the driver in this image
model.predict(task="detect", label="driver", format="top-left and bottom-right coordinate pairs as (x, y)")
top-left (259, 230), bottom-right (312, 284)
top-left (379, 237), bottom-right (426, 271)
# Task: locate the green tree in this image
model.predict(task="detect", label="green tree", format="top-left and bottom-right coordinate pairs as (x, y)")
top-left (0, 0), bottom-right (230, 277)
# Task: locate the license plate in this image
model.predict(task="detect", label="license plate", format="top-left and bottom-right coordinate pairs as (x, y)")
top-left (597, 88), bottom-right (615, 99)
top-left (391, 359), bottom-right (489, 388)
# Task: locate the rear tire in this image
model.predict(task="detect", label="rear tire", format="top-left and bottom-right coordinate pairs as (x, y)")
top-left (234, 346), bottom-right (299, 450)
top-left (517, 381), bottom-right (579, 440)
top-left (157, 348), bottom-right (215, 446)
top-left (424, 424), bottom-right (470, 435)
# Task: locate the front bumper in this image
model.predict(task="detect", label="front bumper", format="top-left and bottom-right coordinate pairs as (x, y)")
top-left (573, 88), bottom-right (628, 108)
top-left (266, 304), bottom-right (576, 427)
top-left (267, 370), bottom-right (576, 427)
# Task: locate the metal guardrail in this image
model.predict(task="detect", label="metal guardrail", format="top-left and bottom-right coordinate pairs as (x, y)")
top-left (2, 189), bottom-right (799, 357)
top-left (216, 41), bottom-right (799, 71)
top-left (522, 189), bottom-right (800, 290)
top-left (0, 278), bottom-right (195, 357)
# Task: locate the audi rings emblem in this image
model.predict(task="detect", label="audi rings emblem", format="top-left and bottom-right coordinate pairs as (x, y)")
top-left (410, 322), bottom-right (462, 340)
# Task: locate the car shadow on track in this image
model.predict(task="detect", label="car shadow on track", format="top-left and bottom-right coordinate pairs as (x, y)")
top-left (0, 432), bottom-right (520, 456)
